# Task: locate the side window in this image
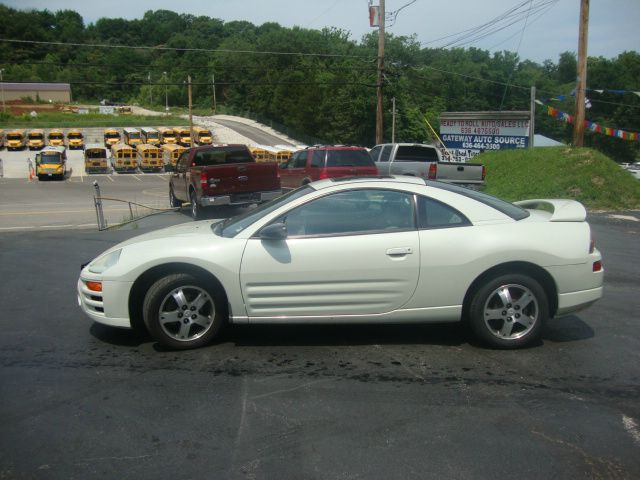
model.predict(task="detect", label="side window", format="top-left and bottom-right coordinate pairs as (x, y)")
top-left (281, 189), bottom-right (415, 237)
top-left (289, 151), bottom-right (306, 169)
top-left (378, 145), bottom-right (392, 162)
top-left (176, 153), bottom-right (189, 172)
top-left (310, 150), bottom-right (324, 168)
top-left (369, 146), bottom-right (382, 162)
top-left (417, 196), bottom-right (471, 229)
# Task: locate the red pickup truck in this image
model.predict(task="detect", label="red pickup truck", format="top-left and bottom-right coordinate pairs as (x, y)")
top-left (169, 144), bottom-right (282, 219)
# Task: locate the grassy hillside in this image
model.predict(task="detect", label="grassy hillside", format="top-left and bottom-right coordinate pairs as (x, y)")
top-left (477, 147), bottom-right (640, 210)
top-left (0, 112), bottom-right (188, 129)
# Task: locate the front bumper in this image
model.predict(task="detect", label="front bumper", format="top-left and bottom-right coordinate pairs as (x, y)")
top-left (77, 278), bottom-right (133, 329)
top-left (200, 189), bottom-right (281, 207)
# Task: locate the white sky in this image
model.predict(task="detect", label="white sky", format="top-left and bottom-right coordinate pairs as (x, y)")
top-left (3, 0), bottom-right (640, 63)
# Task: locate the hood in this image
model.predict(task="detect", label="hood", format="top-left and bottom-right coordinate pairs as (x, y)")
top-left (114, 220), bottom-right (221, 250)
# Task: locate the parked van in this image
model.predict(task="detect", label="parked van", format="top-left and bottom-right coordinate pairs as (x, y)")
top-left (193, 126), bottom-right (213, 146)
top-left (27, 129), bottom-right (46, 150)
top-left (6, 129), bottom-right (26, 150)
top-left (110, 143), bottom-right (137, 172)
top-left (36, 146), bottom-right (67, 180)
top-left (174, 127), bottom-right (192, 147)
top-left (162, 143), bottom-right (187, 171)
top-left (136, 144), bottom-right (163, 172)
top-left (123, 127), bottom-right (142, 147)
top-left (158, 127), bottom-right (177, 145)
top-left (47, 129), bottom-right (65, 147)
top-left (104, 128), bottom-right (121, 148)
top-left (84, 144), bottom-right (109, 173)
top-left (141, 127), bottom-right (161, 146)
top-left (67, 128), bottom-right (84, 150)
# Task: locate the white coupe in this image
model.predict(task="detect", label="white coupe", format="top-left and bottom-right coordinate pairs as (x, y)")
top-left (78, 176), bottom-right (603, 350)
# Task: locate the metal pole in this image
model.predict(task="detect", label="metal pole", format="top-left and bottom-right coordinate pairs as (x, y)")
top-left (93, 181), bottom-right (106, 230)
top-left (0, 69), bottom-right (5, 113)
top-left (212, 74), bottom-right (217, 113)
top-left (573, 0), bottom-right (589, 147)
top-left (148, 72), bottom-right (152, 105)
top-left (163, 71), bottom-right (168, 114)
top-left (529, 86), bottom-right (536, 148)
top-left (188, 75), bottom-right (193, 148)
top-left (391, 96), bottom-right (396, 143)
top-left (375, 0), bottom-right (385, 144)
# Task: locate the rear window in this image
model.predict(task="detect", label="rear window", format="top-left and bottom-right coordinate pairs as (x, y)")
top-left (395, 145), bottom-right (439, 162)
top-left (193, 147), bottom-right (254, 166)
top-left (326, 150), bottom-right (374, 167)
top-left (426, 180), bottom-right (529, 220)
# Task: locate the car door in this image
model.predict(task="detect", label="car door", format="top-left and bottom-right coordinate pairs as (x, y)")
top-left (279, 150), bottom-right (309, 189)
top-left (172, 152), bottom-right (190, 201)
top-left (239, 188), bottom-right (420, 320)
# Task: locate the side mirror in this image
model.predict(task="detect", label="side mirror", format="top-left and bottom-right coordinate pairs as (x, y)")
top-left (260, 222), bottom-right (288, 241)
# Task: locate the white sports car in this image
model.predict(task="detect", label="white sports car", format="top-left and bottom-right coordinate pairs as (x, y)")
top-left (78, 176), bottom-right (603, 350)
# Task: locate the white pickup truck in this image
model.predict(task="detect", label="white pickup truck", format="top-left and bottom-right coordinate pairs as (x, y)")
top-left (370, 143), bottom-right (485, 189)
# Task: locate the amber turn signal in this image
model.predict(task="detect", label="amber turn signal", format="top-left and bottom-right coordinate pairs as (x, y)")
top-left (86, 281), bottom-right (103, 292)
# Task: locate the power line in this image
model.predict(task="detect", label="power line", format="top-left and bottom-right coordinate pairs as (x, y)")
top-left (0, 38), bottom-right (374, 60)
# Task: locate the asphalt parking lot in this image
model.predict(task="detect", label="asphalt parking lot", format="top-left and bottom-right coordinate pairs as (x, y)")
top-left (0, 203), bottom-right (639, 478)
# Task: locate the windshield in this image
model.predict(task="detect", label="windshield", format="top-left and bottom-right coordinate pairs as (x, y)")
top-left (146, 133), bottom-right (159, 140)
top-left (29, 134), bottom-right (44, 139)
top-left (193, 146), bottom-right (254, 166)
top-left (86, 149), bottom-right (106, 159)
top-left (105, 133), bottom-right (119, 139)
top-left (395, 145), bottom-right (439, 162)
top-left (49, 134), bottom-right (64, 139)
top-left (216, 186), bottom-right (314, 238)
top-left (8, 134), bottom-right (22, 140)
top-left (127, 133), bottom-right (141, 139)
top-left (68, 134), bottom-right (82, 139)
top-left (41, 153), bottom-right (62, 164)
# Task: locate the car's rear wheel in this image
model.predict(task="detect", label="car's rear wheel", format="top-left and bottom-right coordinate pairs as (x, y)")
top-left (190, 191), bottom-right (200, 220)
top-left (143, 273), bottom-right (225, 349)
top-left (468, 273), bottom-right (547, 349)
top-left (169, 186), bottom-right (182, 208)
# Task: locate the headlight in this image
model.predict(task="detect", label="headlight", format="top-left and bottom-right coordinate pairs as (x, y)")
top-left (88, 249), bottom-right (122, 274)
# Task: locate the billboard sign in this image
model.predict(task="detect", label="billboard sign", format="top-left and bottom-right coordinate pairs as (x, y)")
top-left (440, 111), bottom-right (531, 162)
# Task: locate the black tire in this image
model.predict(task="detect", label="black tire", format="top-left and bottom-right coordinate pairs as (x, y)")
top-left (169, 186), bottom-right (182, 208)
top-left (468, 273), bottom-right (548, 349)
top-left (190, 190), bottom-right (201, 220)
top-left (143, 273), bottom-right (226, 350)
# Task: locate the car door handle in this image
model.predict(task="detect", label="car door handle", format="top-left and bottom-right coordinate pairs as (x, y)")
top-left (386, 247), bottom-right (413, 256)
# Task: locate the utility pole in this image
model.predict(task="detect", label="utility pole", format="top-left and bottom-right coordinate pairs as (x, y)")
top-left (148, 72), bottom-right (152, 105)
top-left (212, 74), bottom-right (217, 113)
top-left (391, 97), bottom-right (396, 143)
top-left (375, 0), bottom-right (385, 144)
top-left (573, 0), bottom-right (589, 147)
top-left (0, 69), bottom-right (5, 113)
top-left (529, 86), bottom-right (536, 148)
top-left (188, 75), bottom-right (193, 148)
top-left (163, 71), bottom-right (168, 114)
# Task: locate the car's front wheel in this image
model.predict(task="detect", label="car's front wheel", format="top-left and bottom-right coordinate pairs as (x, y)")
top-left (169, 186), bottom-right (182, 208)
top-left (190, 191), bottom-right (200, 220)
top-left (468, 273), bottom-right (548, 349)
top-left (143, 273), bottom-right (225, 349)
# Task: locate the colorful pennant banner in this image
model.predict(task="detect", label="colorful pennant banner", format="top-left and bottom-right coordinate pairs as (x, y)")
top-left (542, 103), bottom-right (639, 141)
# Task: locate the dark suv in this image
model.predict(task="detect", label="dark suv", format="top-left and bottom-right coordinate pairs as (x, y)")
top-left (279, 145), bottom-right (378, 189)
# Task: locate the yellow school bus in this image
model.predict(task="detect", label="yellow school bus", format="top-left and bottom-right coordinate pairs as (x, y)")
top-left (123, 127), bottom-right (142, 147)
top-left (157, 127), bottom-right (177, 145)
top-left (250, 147), bottom-right (274, 163)
top-left (110, 143), bottom-right (137, 173)
top-left (104, 128), bottom-right (121, 148)
top-left (162, 143), bottom-right (187, 172)
top-left (174, 127), bottom-right (192, 147)
top-left (193, 126), bottom-right (213, 146)
top-left (48, 128), bottom-right (65, 147)
top-left (141, 127), bottom-right (161, 146)
top-left (36, 146), bottom-right (67, 180)
top-left (27, 129), bottom-right (46, 150)
top-left (6, 129), bottom-right (27, 150)
top-left (84, 144), bottom-right (109, 173)
top-left (136, 144), bottom-right (163, 172)
top-left (67, 128), bottom-right (84, 150)
top-left (276, 150), bottom-right (292, 163)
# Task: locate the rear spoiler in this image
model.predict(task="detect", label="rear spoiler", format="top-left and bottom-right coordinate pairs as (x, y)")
top-left (514, 199), bottom-right (587, 222)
